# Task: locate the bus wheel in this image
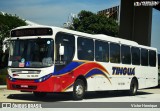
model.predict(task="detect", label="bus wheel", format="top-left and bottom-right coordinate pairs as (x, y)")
top-left (129, 79), bottom-right (138, 96)
top-left (33, 92), bottom-right (47, 98)
top-left (73, 79), bottom-right (85, 100)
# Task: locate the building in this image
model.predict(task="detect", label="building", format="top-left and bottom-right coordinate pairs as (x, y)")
top-left (97, 6), bottom-right (120, 23)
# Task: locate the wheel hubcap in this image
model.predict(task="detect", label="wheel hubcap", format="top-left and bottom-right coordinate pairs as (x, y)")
top-left (76, 85), bottom-right (83, 96)
top-left (132, 84), bottom-right (137, 93)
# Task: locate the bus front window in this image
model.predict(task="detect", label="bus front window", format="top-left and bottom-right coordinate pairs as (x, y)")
top-left (9, 38), bottom-right (54, 68)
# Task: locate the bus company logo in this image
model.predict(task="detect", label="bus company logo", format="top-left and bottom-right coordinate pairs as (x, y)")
top-left (112, 67), bottom-right (135, 75)
top-left (2, 103), bottom-right (12, 108)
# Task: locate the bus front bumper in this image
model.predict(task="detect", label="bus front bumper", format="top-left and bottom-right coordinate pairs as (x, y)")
top-left (7, 77), bottom-right (62, 92)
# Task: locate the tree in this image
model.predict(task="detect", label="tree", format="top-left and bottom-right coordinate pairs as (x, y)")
top-left (70, 10), bottom-right (119, 37)
top-left (0, 13), bottom-right (27, 51)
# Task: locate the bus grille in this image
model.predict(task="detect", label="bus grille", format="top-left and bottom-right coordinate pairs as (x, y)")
top-left (16, 79), bottom-right (35, 83)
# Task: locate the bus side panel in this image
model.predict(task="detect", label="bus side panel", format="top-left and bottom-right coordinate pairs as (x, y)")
top-left (87, 75), bottom-right (115, 91)
top-left (137, 66), bottom-right (158, 89)
top-left (87, 63), bottom-right (117, 91)
top-left (108, 64), bottom-right (135, 90)
top-left (145, 67), bottom-right (158, 88)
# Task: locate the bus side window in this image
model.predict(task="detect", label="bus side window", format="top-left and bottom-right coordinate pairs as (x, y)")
top-left (110, 43), bottom-right (120, 63)
top-left (141, 48), bottom-right (148, 66)
top-left (77, 37), bottom-right (94, 61)
top-left (95, 40), bottom-right (109, 62)
top-left (131, 47), bottom-right (140, 65)
top-left (121, 45), bottom-right (131, 64)
top-left (149, 50), bottom-right (156, 67)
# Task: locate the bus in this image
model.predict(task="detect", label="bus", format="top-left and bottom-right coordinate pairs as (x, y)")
top-left (158, 54), bottom-right (160, 84)
top-left (7, 25), bottom-right (158, 100)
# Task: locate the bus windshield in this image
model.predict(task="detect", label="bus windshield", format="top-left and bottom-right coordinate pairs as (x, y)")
top-left (8, 38), bottom-right (54, 68)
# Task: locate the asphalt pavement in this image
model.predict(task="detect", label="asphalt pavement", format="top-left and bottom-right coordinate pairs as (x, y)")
top-left (0, 86), bottom-right (160, 111)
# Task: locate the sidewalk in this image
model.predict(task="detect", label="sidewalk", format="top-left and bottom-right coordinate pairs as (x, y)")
top-left (0, 85), bottom-right (7, 89)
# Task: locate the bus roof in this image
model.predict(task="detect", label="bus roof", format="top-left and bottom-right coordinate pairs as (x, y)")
top-left (11, 25), bottom-right (157, 51)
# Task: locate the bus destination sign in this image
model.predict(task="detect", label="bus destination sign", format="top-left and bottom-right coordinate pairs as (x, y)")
top-left (11, 28), bottom-right (53, 37)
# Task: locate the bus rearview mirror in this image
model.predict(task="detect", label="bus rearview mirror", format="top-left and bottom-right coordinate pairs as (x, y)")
top-left (59, 45), bottom-right (64, 55)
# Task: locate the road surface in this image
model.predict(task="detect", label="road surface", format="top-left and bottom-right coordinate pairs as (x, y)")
top-left (0, 87), bottom-right (160, 111)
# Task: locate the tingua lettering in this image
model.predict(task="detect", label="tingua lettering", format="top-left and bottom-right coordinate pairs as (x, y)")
top-left (112, 67), bottom-right (135, 75)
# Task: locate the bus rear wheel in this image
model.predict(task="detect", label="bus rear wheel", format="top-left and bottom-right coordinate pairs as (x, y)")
top-left (73, 79), bottom-right (85, 100)
top-left (33, 92), bottom-right (47, 98)
top-left (129, 79), bottom-right (138, 96)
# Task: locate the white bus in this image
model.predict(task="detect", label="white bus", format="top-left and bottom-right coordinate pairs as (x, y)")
top-left (7, 25), bottom-right (158, 100)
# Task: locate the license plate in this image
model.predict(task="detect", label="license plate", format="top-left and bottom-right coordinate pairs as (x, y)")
top-left (21, 85), bottom-right (28, 88)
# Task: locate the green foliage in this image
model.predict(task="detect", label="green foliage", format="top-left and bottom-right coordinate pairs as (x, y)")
top-left (70, 10), bottom-right (119, 36)
top-left (0, 13), bottom-right (27, 49)
top-left (0, 68), bottom-right (8, 85)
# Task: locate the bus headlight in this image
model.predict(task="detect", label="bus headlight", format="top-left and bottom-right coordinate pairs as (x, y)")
top-left (39, 78), bottom-right (43, 82)
top-left (8, 75), bottom-right (16, 82)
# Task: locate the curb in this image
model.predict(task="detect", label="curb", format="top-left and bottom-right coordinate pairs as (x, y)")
top-left (0, 85), bottom-right (7, 89)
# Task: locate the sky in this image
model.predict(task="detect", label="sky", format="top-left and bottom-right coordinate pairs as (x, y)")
top-left (0, 0), bottom-right (160, 52)
top-left (0, 0), bottom-right (120, 26)
top-left (151, 9), bottom-right (160, 53)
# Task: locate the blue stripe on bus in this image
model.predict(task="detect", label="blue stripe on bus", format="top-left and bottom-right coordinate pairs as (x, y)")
top-left (85, 68), bottom-right (105, 78)
top-left (53, 61), bottom-right (84, 75)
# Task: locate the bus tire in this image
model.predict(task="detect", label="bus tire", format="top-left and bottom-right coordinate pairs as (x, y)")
top-left (73, 79), bottom-right (85, 100)
top-left (33, 92), bottom-right (47, 98)
top-left (129, 79), bottom-right (138, 96)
